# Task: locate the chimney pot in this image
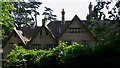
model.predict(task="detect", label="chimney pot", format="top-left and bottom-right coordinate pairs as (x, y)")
top-left (88, 2), bottom-right (93, 14)
top-left (61, 9), bottom-right (65, 24)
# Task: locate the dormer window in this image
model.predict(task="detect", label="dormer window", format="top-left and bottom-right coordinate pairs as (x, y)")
top-left (69, 28), bottom-right (83, 33)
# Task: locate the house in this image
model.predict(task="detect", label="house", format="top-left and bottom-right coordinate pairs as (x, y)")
top-left (2, 3), bottom-right (96, 58)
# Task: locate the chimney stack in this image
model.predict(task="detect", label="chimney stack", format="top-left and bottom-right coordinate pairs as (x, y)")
top-left (42, 19), bottom-right (45, 26)
top-left (88, 2), bottom-right (93, 14)
top-left (61, 9), bottom-right (65, 24)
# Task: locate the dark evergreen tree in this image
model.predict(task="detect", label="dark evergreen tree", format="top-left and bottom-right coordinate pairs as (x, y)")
top-left (11, 1), bottom-right (42, 27)
top-left (42, 7), bottom-right (57, 23)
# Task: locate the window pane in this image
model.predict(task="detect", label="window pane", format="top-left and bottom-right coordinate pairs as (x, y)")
top-left (30, 44), bottom-right (41, 50)
top-left (69, 28), bottom-right (83, 33)
top-left (81, 40), bottom-right (89, 45)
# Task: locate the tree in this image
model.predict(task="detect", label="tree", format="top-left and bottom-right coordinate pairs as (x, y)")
top-left (11, 1), bottom-right (42, 27)
top-left (86, 0), bottom-right (120, 42)
top-left (0, 1), bottom-right (15, 40)
top-left (42, 7), bottom-right (57, 23)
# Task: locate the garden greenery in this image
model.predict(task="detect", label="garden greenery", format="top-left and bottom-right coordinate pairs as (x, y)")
top-left (3, 33), bottom-right (120, 68)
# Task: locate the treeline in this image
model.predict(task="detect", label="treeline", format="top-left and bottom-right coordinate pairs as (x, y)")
top-left (2, 33), bottom-right (120, 68)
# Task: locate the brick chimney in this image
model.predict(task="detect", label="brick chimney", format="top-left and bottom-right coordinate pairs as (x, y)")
top-left (61, 9), bottom-right (65, 24)
top-left (88, 2), bottom-right (93, 14)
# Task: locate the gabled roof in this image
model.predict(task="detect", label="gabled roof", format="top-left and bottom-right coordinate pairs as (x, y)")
top-left (16, 26), bottom-right (56, 45)
top-left (47, 15), bottom-right (89, 38)
top-left (3, 15), bottom-right (95, 47)
top-left (26, 26), bottom-right (56, 45)
top-left (2, 28), bottom-right (27, 48)
top-left (3, 26), bottom-right (41, 46)
top-left (45, 25), bottom-right (56, 39)
top-left (15, 26), bottom-right (41, 45)
top-left (3, 25), bottom-right (56, 47)
top-left (47, 21), bottom-right (71, 38)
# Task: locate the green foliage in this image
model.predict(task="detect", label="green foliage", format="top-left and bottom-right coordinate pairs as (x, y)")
top-left (4, 44), bottom-right (38, 68)
top-left (0, 1), bottom-right (15, 41)
top-left (0, 1), bottom-right (15, 31)
top-left (2, 1), bottom-right (120, 68)
top-left (0, 1), bottom-right (15, 37)
top-left (3, 36), bottom-right (120, 68)
top-left (42, 7), bottom-right (57, 23)
top-left (11, 1), bottom-right (42, 27)
top-left (87, 1), bottom-right (120, 42)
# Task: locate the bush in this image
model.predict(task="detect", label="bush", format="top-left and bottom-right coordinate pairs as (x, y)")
top-left (3, 34), bottom-right (120, 68)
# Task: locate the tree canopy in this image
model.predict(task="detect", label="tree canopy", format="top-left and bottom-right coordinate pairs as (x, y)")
top-left (0, 1), bottom-right (15, 40)
top-left (86, 0), bottom-right (120, 42)
top-left (42, 7), bottom-right (57, 23)
top-left (11, 1), bottom-right (42, 27)
top-left (3, 37), bottom-right (120, 68)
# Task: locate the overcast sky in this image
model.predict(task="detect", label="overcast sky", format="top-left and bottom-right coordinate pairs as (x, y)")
top-left (36, 0), bottom-right (96, 26)
top-left (25, 0), bottom-right (116, 26)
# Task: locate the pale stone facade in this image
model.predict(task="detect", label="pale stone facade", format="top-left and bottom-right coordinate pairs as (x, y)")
top-left (3, 15), bottom-right (96, 58)
top-left (58, 16), bottom-right (96, 45)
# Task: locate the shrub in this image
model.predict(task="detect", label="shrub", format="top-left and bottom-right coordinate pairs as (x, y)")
top-left (3, 34), bottom-right (120, 68)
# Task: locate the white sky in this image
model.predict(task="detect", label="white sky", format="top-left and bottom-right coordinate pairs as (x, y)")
top-left (25, 0), bottom-right (116, 26)
top-left (36, 0), bottom-right (96, 26)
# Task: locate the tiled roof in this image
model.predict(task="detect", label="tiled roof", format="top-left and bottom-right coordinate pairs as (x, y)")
top-left (3, 15), bottom-right (90, 46)
top-left (82, 20), bottom-right (89, 28)
top-left (47, 15), bottom-right (89, 38)
top-left (14, 26), bottom-right (41, 45)
top-left (47, 21), bottom-right (71, 38)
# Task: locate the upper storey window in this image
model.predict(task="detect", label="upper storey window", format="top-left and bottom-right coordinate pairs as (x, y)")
top-left (69, 28), bottom-right (83, 33)
top-left (81, 40), bottom-right (89, 45)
